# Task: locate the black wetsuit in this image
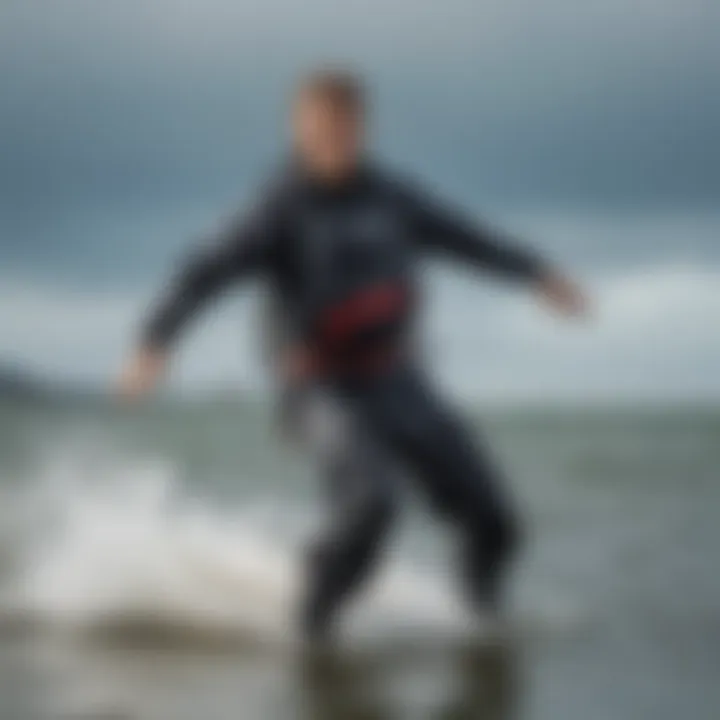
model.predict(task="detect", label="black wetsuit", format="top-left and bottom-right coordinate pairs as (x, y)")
top-left (142, 161), bottom-right (546, 637)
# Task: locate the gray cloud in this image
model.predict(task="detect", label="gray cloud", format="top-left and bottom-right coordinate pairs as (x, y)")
top-left (1, 0), bottom-right (717, 223)
top-left (1, 0), bottom-right (717, 396)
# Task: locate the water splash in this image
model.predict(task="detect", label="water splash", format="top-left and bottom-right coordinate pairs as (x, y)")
top-left (0, 442), bottom-right (583, 648)
top-left (0, 445), bottom-right (465, 646)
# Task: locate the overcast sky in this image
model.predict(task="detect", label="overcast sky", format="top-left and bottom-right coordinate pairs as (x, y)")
top-left (1, 0), bottom-right (718, 400)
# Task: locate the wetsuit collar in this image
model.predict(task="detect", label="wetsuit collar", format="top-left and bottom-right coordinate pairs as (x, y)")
top-left (288, 156), bottom-right (375, 197)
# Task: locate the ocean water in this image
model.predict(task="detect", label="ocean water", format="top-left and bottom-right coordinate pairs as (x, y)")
top-left (0, 396), bottom-right (718, 719)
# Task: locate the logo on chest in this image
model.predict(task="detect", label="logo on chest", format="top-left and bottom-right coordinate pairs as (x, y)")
top-left (303, 206), bottom-right (399, 247)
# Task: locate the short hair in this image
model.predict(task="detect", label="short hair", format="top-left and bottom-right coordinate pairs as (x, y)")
top-left (294, 68), bottom-right (366, 114)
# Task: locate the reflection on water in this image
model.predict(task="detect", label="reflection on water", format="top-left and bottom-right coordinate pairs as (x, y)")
top-left (300, 641), bottom-right (519, 720)
top-left (7, 632), bottom-right (520, 720)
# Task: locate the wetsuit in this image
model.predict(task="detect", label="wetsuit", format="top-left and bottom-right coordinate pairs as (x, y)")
top-left (142, 161), bottom-right (547, 637)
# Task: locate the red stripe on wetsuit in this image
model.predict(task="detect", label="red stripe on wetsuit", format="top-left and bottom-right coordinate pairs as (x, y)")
top-left (294, 281), bottom-right (411, 378)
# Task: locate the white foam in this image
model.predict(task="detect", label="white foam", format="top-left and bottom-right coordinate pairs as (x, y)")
top-left (0, 450), bottom-right (298, 642)
top-left (0, 446), bottom-right (467, 645)
top-left (0, 444), bottom-right (586, 647)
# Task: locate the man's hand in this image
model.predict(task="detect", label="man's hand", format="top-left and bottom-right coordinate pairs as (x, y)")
top-left (116, 348), bottom-right (168, 400)
top-left (536, 271), bottom-right (589, 318)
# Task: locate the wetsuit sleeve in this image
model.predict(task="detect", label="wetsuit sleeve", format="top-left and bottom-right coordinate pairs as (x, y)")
top-left (403, 182), bottom-right (547, 282)
top-left (141, 194), bottom-right (281, 351)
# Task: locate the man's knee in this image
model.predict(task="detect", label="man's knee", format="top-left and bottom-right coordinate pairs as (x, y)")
top-left (316, 476), bottom-right (396, 565)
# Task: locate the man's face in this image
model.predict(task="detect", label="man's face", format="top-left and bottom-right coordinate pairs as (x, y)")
top-left (293, 95), bottom-right (364, 181)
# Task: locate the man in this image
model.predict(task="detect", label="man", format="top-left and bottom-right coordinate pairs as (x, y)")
top-left (118, 70), bottom-right (587, 640)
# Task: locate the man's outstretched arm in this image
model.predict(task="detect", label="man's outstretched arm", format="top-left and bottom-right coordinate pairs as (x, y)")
top-left (404, 182), bottom-right (588, 316)
top-left (117, 196), bottom-right (279, 398)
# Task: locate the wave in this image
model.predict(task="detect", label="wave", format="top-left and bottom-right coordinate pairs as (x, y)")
top-left (0, 439), bottom-right (588, 653)
top-left (0, 445), bottom-right (470, 648)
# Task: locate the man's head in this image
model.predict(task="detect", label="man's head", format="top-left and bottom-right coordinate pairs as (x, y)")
top-left (292, 69), bottom-right (366, 182)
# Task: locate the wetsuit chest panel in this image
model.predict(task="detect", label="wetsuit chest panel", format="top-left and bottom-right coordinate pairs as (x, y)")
top-left (294, 193), bottom-right (414, 357)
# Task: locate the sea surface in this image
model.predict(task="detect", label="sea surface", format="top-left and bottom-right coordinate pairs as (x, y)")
top-left (0, 396), bottom-right (718, 719)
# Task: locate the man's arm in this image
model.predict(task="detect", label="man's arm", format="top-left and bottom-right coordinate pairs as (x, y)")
top-left (117, 192), bottom-right (281, 398)
top-left (402, 180), bottom-right (587, 316)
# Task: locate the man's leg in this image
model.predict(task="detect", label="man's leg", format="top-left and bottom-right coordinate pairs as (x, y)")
top-left (296, 389), bottom-right (397, 640)
top-left (364, 369), bottom-right (521, 613)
